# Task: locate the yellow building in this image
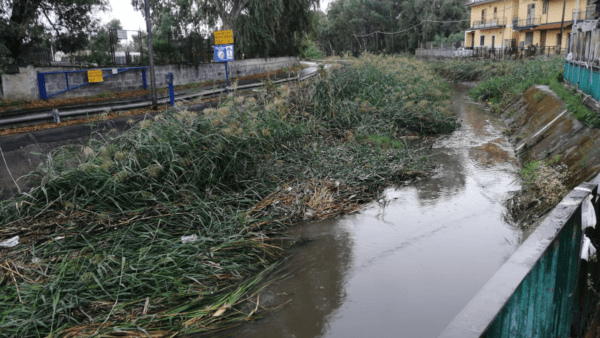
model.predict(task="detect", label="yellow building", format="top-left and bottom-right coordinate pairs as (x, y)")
top-left (465, 0), bottom-right (598, 52)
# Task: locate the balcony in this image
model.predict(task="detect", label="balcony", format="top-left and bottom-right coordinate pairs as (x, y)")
top-left (513, 16), bottom-right (540, 30)
top-left (573, 6), bottom-right (599, 22)
top-left (471, 17), bottom-right (506, 30)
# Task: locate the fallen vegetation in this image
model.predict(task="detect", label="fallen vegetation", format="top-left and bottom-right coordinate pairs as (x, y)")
top-left (0, 55), bottom-right (457, 337)
top-left (505, 156), bottom-right (569, 227)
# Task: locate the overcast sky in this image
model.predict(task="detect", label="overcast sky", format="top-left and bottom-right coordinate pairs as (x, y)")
top-left (103, 0), bottom-right (334, 31)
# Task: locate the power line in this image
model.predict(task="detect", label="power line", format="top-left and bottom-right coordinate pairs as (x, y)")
top-left (352, 19), bottom-right (470, 38)
top-left (351, 0), bottom-right (524, 39)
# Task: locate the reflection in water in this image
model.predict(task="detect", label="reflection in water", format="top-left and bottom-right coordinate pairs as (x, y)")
top-left (218, 84), bottom-right (521, 338)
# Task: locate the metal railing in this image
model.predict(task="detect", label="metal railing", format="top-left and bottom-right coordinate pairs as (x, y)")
top-left (439, 182), bottom-right (598, 337)
top-left (471, 18), bottom-right (507, 29)
top-left (513, 16), bottom-right (541, 30)
top-left (415, 45), bottom-right (566, 60)
top-left (37, 67), bottom-right (148, 100)
top-left (574, 6), bottom-right (598, 22)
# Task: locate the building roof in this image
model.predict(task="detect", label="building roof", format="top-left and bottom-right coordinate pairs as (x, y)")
top-left (533, 22), bottom-right (573, 31)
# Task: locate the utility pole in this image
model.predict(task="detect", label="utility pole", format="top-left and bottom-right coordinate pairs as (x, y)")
top-left (501, 0), bottom-right (506, 58)
top-left (144, 0), bottom-right (158, 109)
top-left (560, 0), bottom-right (567, 54)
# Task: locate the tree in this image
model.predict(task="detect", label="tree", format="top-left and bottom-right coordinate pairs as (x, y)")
top-left (208, 0), bottom-right (251, 30)
top-left (317, 0), bottom-right (468, 55)
top-left (131, 0), bottom-right (319, 59)
top-left (396, 0), bottom-right (468, 51)
top-left (234, 0), bottom-right (318, 57)
top-left (87, 19), bottom-right (122, 66)
top-left (0, 0), bottom-right (108, 62)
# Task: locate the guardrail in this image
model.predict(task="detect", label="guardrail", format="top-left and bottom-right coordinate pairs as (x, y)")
top-left (439, 181), bottom-right (598, 337)
top-left (1, 65), bottom-right (319, 130)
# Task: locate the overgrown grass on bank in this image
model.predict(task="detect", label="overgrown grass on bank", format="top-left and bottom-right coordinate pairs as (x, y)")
top-left (434, 57), bottom-right (600, 128)
top-left (0, 55), bottom-right (457, 337)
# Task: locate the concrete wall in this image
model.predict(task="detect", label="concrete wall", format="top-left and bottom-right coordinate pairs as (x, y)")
top-left (2, 66), bottom-right (39, 101)
top-left (2, 57), bottom-right (299, 101)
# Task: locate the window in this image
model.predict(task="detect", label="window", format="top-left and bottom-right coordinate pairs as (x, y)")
top-left (557, 33), bottom-right (562, 46)
top-left (525, 32), bottom-right (534, 46)
top-left (527, 4), bottom-right (535, 17)
top-left (493, 7), bottom-right (497, 19)
top-left (482, 9), bottom-right (486, 23)
top-left (543, 0), bottom-right (549, 14)
top-left (480, 35), bottom-right (485, 46)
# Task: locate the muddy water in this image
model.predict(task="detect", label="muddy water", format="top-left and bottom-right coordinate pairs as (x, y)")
top-left (221, 84), bottom-right (521, 338)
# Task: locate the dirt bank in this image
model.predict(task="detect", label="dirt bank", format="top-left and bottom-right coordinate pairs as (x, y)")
top-left (500, 85), bottom-right (600, 227)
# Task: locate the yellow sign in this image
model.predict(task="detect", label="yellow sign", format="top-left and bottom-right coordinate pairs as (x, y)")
top-left (88, 70), bottom-right (104, 83)
top-left (214, 30), bottom-right (234, 45)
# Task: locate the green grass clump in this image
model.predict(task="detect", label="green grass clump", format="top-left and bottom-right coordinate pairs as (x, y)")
top-left (469, 57), bottom-right (564, 103)
top-left (0, 54), bottom-right (457, 337)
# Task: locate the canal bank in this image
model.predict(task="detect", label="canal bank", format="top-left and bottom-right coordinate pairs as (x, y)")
top-left (207, 84), bottom-right (523, 338)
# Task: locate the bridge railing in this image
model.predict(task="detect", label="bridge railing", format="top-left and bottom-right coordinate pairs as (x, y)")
top-left (439, 181), bottom-right (598, 338)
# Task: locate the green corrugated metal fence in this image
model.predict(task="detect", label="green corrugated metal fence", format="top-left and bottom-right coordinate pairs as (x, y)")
top-left (484, 214), bottom-right (582, 337)
top-left (564, 61), bottom-right (600, 100)
top-left (439, 183), bottom-right (597, 338)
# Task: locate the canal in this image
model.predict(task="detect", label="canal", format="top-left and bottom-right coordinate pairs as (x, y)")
top-left (216, 84), bottom-right (523, 338)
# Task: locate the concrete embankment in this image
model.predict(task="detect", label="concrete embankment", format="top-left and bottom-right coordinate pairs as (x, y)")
top-left (503, 85), bottom-right (600, 187)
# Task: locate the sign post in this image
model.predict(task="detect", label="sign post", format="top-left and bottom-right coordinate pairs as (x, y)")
top-left (214, 30), bottom-right (234, 90)
top-left (144, 0), bottom-right (158, 109)
top-left (214, 44), bottom-right (234, 87)
top-left (165, 72), bottom-right (174, 106)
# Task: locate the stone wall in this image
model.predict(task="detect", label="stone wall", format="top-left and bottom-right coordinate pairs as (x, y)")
top-left (1, 57), bottom-right (299, 101)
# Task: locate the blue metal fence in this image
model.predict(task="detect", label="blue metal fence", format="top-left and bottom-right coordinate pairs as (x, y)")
top-left (37, 66), bottom-right (148, 100)
top-left (439, 182), bottom-right (597, 338)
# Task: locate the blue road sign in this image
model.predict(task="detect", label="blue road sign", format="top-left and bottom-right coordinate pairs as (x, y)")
top-left (214, 45), bottom-right (234, 62)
